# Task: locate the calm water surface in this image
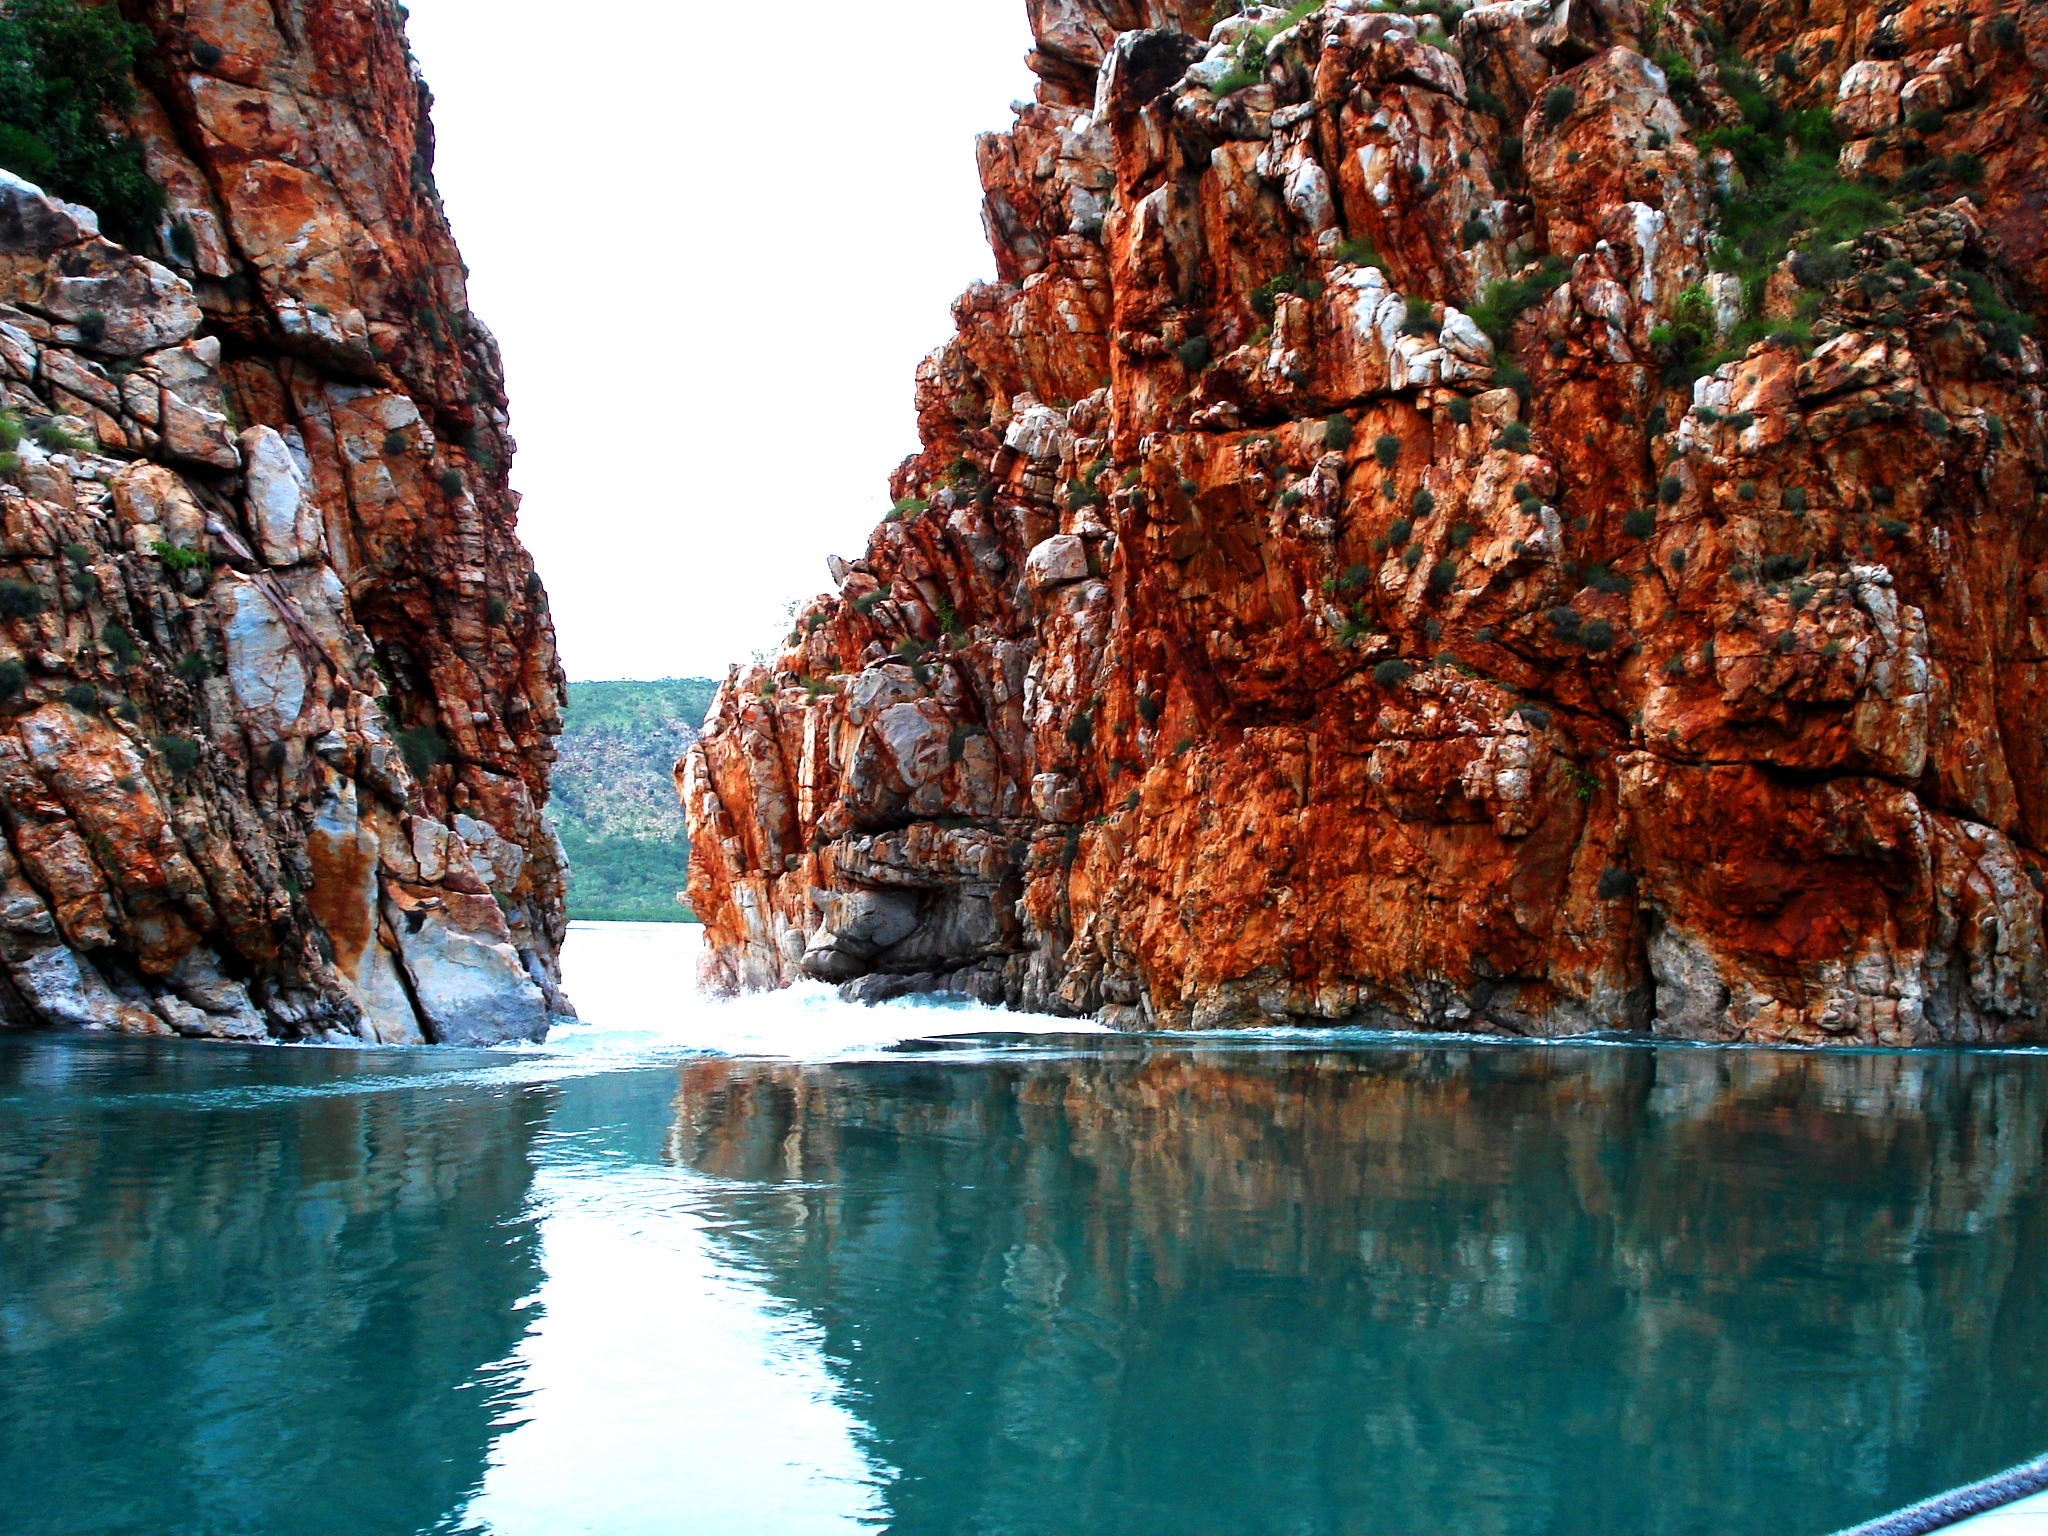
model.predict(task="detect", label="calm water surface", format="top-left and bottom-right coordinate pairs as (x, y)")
top-left (4, 923), bottom-right (2048, 1535)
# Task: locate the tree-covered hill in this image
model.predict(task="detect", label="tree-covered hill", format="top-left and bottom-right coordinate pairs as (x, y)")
top-left (550, 679), bottom-right (720, 922)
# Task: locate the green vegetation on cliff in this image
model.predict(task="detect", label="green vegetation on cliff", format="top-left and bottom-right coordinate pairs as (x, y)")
top-left (0, 0), bottom-right (162, 245)
top-left (550, 678), bottom-right (718, 923)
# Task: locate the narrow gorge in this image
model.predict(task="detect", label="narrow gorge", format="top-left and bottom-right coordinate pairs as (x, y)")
top-left (0, 0), bottom-right (567, 1043)
top-left (686, 0), bottom-right (2048, 1044)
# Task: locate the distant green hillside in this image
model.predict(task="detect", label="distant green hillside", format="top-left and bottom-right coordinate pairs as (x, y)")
top-left (549, 678), bottom-right (721, 922)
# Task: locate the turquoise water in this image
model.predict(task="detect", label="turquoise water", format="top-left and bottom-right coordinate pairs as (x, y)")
top-left (4, 926), bottom-right (2048, 1535)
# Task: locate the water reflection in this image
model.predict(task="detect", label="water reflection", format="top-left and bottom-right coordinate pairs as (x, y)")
top-left (8, 1018), bottom-right (2048, 1536)
top-left (0, 1035), bottom-right (547, 1536)
top-left (668, 1043), bottom-right (2048, 1536)
top-left (457, 1072), bottom-right (889, 1536)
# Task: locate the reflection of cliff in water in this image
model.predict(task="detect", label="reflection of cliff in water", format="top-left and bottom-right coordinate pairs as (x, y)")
top-left (669, 1044), bottom-right (2048, 1536)
top-left (0, 1038), bottom-right (546, 1536)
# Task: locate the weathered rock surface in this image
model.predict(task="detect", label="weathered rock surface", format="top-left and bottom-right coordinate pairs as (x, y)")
top-left (689, 0), bottom-right (2048, 1045)
top-left (0, 2), bottom-right (566, 1043)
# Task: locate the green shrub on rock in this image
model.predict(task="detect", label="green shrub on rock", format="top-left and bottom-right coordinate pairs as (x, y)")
top-left (396, 725), bottom-right (453, 779)
top-left (0, 0), bottom-right (162, 245)
top-left (154, 733), bottom-right (201, 778)
top-left (0, 580), bottom-right (46, 619)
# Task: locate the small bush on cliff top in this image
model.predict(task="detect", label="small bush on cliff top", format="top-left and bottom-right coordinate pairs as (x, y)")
top-left (1250, 271), bottom-right (1323, 321)
top-left (99, 620), bottom-right (138, 666)
top-left (1334, 234), bottom-right (1384, 270)
top-left (1176, 334), bottom-right (1213, 373)
top-left (1648, 283), bottom-right (1715, 388)
top-left (1960, 271), bottom-right (2036, 358)
top-left (152, 540), bottom-right (209, 574)
top-left (1468, 257), bottom-right (1569, 346)
top-left (36, 420), bottom-right (91, 453)
top-left (0, 580), bottom-right (45, 620)
top-left (1324, 413), bottom-right (1355, 451)
top-left (60, 682), bottom-right (97, 711)
top-left (0, 0), bottom-right (163, 246)
top-left (1373, 433), bottom-right (1401, 469)
top-left (886, 494), bottom-right (928, 522)
top-left (396, 725), bottom-right (453, 779)
top-left (1541, 85), bottom-right (1576, 127)
top-left (1372, 658), bottom-right (1414, 688)
top-left (155, 733), bottom-right (200, 778)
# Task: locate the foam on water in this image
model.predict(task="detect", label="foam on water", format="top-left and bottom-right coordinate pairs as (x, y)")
top-left (545, 922), bottom-right (1108, 1064)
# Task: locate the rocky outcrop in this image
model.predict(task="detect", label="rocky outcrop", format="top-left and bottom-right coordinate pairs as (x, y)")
top-left (0, 1), bottom-right (566, 1042)
top-left (687, 0), bottom-right (2048, 1045)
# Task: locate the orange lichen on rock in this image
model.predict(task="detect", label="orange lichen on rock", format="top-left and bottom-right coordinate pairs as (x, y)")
top-left (687, 0), bottom-right (2048, 1044)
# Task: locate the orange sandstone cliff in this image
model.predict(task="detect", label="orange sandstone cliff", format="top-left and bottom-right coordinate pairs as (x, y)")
top-left (686, 0), bottom-right (2048, 1045)
top-left (0, 0), bottom-right (567, 1042)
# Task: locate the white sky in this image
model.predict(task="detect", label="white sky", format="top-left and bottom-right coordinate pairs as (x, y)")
top-left (401, 0), bottom-right (1039, 682)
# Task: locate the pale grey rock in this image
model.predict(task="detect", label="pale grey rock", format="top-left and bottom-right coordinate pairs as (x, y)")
top-left (802, 886), bottom-right (921, 980)
top-left (35, 239), bottom-right (202, 357)
top-left (241, 426), bottom-right (323, 565)
top-left (1026, 534), bottom-right (1089, 590)
top-left (0, 170), bottom-right (97, 255)
top-left (384, 892), bottom-right (549, 1046)
top-left (219, 579), bottom-right (308, 741)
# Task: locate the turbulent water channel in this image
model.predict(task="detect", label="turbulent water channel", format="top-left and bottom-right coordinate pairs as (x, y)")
top-left (4, 924), bottom-right (2048, 1535)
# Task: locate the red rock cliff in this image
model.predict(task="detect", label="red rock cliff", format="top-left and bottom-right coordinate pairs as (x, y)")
top-left (686, 0), bottom-right (2048, 1046)
top-left (0, 0), bottom-right (567, 1042)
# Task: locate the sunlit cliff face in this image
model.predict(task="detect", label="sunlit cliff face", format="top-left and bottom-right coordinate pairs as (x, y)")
top-left (0, 0), bottom-right (568, 1043)
top-left (686, 0), bottom-right (2048, 1046)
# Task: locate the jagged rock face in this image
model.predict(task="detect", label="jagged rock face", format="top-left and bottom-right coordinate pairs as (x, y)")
top-left (687, 0), bottom-right (2048, 1045)
top-left (0, 0), bottom-right (567, 1043)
